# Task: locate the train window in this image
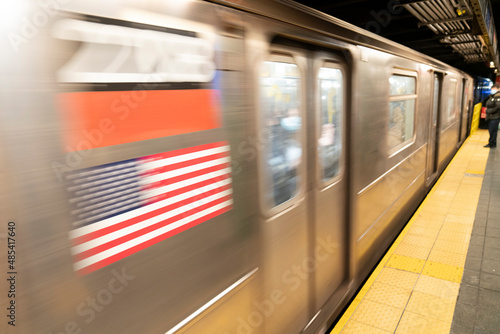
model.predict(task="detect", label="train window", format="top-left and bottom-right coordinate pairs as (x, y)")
top-left (388, 74), bottom-right (417, 151)
top-left (389, 75), bottom-right (415, 95)
top-left (446, 79), bottom-right (457, 123)
top-left (318, 65), bottom-right (343, 182)
top-left (259, 59), bottom-right (303, 209)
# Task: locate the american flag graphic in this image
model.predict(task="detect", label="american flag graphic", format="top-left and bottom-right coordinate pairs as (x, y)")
top-left (67, 142), bottom-right (233, 275)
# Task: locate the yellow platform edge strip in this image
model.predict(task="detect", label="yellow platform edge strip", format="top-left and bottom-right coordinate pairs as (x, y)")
top-left (330, 131), bottom-right (486, 334)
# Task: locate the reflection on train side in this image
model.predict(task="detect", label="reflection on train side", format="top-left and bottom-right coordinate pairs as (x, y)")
top-left (260, 61), bottom-right (302, 208)
top-left (388, 73), bottom-right (417, 151)
top-left (318, 66), bottom-right (342, 182)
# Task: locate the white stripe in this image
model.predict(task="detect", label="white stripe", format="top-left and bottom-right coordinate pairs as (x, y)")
top-left (73, 199), bottom-right (233, 271)
top-left (138, 145), bottom-right (229, 171)
top-left (139, 157), bottom-right (230, 185)
top-left (71, 187), bottom-right (232, 255)
top-left (165, 268), bottom-right (258, 334)
top-left (68, 168), bottom-right (232, 239)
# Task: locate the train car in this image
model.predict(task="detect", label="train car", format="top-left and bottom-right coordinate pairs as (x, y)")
top-left (0, 0), bottom-right (473, 333)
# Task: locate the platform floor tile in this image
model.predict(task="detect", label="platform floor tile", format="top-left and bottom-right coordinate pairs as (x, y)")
top-left (394, 242), bottom-right (432, 260)
top-left (340, 320), bottom-right (391, 334)
top-left (436, 230), bottom-right (471, 244)
top-left (349, 300), bottom-right (404, 332)
top-left (421, 261), bottom-right (464, 283)
top-left (395, 311), bottom-right (452, 334)
top-left (404, 291), bottom-right (456, 323)
top-left (385, 254), bottom-right (426, 273)
top-left (363, 282), bottom-right (412, 309)
top-left (427, 248), bottom-right (467, 268)
top-left (331, 130), bottom-right (490, 334)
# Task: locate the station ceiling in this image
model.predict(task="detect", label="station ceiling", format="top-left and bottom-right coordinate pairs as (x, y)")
top-left (295, 0), bottom-right (500, 79)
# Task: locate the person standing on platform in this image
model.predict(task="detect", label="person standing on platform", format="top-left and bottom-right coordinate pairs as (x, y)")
top-left (484, 84), bottom-right (500, 148)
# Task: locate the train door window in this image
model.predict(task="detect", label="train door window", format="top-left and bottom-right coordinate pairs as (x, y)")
top-left (388, 72), bottom-right (417, 152)
top-left (447, 79), bottom-right (458, 123)
top-left (457, 80), bottom-right (464, 116)
top-left (433, 75), bottom-right (440, 126)
top-left (317, 64), bottom-right (343, 183)
top-left (259, 56), bottom-right (303, 210)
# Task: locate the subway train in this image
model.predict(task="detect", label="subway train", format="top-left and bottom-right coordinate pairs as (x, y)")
top-left (1, 0), bottom-right (474, 333)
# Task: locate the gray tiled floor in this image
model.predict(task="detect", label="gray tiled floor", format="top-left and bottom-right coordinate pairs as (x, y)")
top-left (450, 148), bottom-right (500, 334)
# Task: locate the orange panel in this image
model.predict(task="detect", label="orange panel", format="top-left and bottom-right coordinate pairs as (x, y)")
top-left (57, 89), bottom-right (221, 152)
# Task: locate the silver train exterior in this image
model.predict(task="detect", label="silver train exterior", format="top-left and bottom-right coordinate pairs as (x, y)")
top-left (1, 0), bottom-right (473, 333)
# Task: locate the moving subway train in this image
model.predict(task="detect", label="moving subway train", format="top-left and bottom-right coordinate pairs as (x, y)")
top-left (1, 0), bottom-right (473, 333)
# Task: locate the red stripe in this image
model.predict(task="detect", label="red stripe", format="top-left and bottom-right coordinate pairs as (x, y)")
top-left (75, 205), bottom-right (232, 275)
top-left (140, 141), bottom-right (228, 162)
top-left (142, 162), bottom-right (231, 191)
top-left (139, 152), bottom-right (229, 177)
top-left (71, 174), bottom-right (232, 246)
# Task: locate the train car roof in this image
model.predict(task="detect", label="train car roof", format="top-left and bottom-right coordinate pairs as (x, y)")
top-left (208, 0), bottom-right (473, 78)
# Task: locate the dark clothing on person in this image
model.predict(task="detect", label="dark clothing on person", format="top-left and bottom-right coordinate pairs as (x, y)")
top-left (488, 119), bottom-right (500, 147)
top-left (485, 92), bottom-right (500, 120)
top-left (485, 92), bottom-right (500, 147)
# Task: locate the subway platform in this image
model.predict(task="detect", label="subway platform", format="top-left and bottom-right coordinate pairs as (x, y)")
top-left (330, 129), bottom-right (500, 334)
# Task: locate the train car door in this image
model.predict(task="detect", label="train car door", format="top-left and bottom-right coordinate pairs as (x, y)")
top-left (257, 49), bottom-right (311, 333)
top-left (310, 53), bottom-right (348, 314)
top-left (460, 79), bottom-right (470, 141)
top-left (457, 79), bottom-right (465, 144)
top-left (256, 42), bottom-right (349, 333)
top-left (427, 72), bottom-right (442, 184)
